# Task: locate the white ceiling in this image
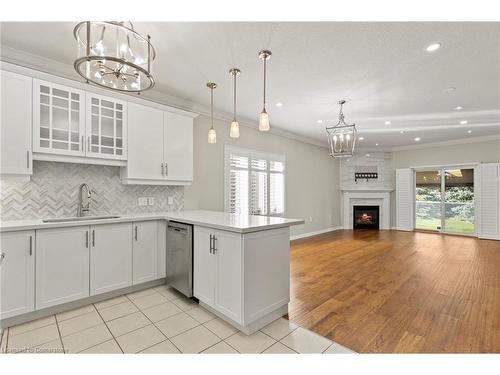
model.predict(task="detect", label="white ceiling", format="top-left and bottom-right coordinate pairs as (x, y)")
top-left (1, 22), bottom-right (499, 149)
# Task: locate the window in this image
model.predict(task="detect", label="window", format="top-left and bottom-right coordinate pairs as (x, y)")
top-left (225, 146), bottom-right (285, 216)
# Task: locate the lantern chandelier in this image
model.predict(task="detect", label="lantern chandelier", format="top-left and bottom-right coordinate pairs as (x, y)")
top-left (326, 100), bottom-right (357, 158)
top-left (73, 21), bottom-right (156, 93)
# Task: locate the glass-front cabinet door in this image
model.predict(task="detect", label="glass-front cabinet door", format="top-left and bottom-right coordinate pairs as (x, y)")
top-left (33, 79), bottom-right (86, 156)
top-left (86, 94), bottom-right (127, 160)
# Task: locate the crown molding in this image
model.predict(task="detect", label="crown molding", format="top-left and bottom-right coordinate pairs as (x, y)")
top-left (0, 46), bottom-right (328, 150)
top-left (390, 134), bottom-right (500, 152)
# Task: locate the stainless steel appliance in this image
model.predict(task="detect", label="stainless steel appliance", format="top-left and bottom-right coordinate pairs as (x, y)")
top-left (166, 221), bottom-right (193, 297)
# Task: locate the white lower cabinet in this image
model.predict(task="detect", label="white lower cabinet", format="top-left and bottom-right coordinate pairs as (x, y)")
top-left (36, 226), bottom-right (90, 310)
top-left (193, 226), bottom-right (242, 324)
top-left (90, 223), bottom-right (133, 295)
top-left (0, 231), bottom-right (35, 319)
top-left (132, 221), bottom-right (159, 284)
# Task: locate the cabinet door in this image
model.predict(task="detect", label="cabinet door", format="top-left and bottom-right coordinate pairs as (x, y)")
top-left (36, 226), bottom-right (89, 310)
top-left (132, 221), bottom-right (158, 285)
top-left (193, 226), bottom-right (216, 306)
top-left (33, 79), bottom-right (85, 156)
top-left (0, 70), bottom-right (32, 177)
top-left (90, 223), bottom-right (133, 295)
top-left (0, 231), bottom-right (35, 319)
top-left (125, 103), bottom-right (164, 180)
top-left (213, 230), bottom-right (242, 323)
top-left (86, 93), bottom-right (127, 160)
top-left (163, 111), bottom-right (193, 182)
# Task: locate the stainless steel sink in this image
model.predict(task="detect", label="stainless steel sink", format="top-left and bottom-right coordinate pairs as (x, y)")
top-left (43, 215), bottom-right (121, 223)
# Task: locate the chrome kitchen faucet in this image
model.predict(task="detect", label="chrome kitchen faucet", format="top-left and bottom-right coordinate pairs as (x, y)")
top-left (77, 183), bottom-right (96, 217)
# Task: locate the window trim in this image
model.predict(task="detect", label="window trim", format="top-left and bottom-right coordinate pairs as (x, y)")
top-left (224, 145), bottom-right (286, 217)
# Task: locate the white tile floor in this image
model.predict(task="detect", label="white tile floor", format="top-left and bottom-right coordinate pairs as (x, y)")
top-left (0, 285), bottom-right (356, 354)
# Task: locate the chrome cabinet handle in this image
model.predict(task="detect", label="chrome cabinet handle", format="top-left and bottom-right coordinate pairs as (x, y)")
top-left (0, 252), bottom-right (5, 264)
top-left (87, 136), bottom-right (90, 152)
top-left (135, 226), bottom-right (138, 241)
top-left (29, 235), bottom-right (33, 256)
top-left (209, 234), bottom-right (213, 254)
top-left (161, 163), bottom-right (164, 176)
top-left (213, 236), bottom-right (217, 254)
top-left (85, 230), bottom-right (89, 248)
top-left (92, 230), bottom-right (95, 247)
top-left (81, 136), bottom-right (84, 151)
top-left (165, 162), bottom-right (168, 176)
top-left (26, 150), bottom-right (30, 169)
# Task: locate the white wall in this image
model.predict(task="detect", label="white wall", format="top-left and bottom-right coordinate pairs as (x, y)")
top-left (184, 116), bottom-right (341, 237)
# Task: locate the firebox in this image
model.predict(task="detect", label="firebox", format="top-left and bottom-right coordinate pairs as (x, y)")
top-left (353, 205), bottom-right (380, 229)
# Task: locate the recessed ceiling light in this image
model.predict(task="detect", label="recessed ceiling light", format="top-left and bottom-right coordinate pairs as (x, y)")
top-left (400, 130), bottom-right (405, 134)
top-left (375, 143), bottom-right (379, 146)
top-left (275, 102), bottom-right (283, 107)
top-left (366, 153), bottom-right (371, 157)
top-left (426, 43), bottom-right (441, 52)
top-left (358, 136), bottom-right (364, 141)
top-left (455, 106), bottom-right (463, 110)
top-left (384, 121), bottom-right (391, 125)
top-left (317, 119), bottom-right (323, 124)
top-left (467, 130), bottom-right (472, 134)
top-left (460, 120), bottom-right (468, 125)
top-left (445, 87), bottom-right (456, 92)
top-left (414, 137), bottom-right (421, 142)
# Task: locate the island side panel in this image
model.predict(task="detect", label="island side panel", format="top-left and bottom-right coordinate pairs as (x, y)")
top-left (243, 226), bottom-right (291, 325)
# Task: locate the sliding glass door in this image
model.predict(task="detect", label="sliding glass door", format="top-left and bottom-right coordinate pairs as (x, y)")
top-left (415, 167), bottom-right (475, 235)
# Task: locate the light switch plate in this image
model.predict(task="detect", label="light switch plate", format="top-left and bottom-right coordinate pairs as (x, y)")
top-left (167, 196), bottom-right (174, 205)
top-left (138, 197), bottom-right (148, 206)
top-left (148, 197), bottom-right (155, 206)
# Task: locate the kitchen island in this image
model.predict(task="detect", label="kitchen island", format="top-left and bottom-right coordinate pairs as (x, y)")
top-left (0, 210), bottom-right (304, 334)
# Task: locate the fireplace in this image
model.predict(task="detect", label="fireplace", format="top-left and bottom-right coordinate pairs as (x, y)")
top-left (353, 205), bottom-right (380, 229)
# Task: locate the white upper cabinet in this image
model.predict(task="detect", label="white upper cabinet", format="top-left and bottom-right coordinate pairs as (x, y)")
top-left (33, 79), bottom-right (86, 157)
top-left (0, 70), bottom-right (33, 177)
top-left (121, 103), bottom-right (194, 185)
top-left (163, 111), bottom-right (193, 182)
top-left (124, 103), bottom-right (164, 181)
top-left (86, 93), bottom-right (127, 160)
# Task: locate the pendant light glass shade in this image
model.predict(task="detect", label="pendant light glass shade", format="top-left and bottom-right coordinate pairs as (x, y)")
top-left (326, 100), bottom-right (357, 157)
top-left (259, 110), bottom-right (270, 131)
top-left (229, 68), bottom-right (241, 138)
top-left (207, 82), bottom-right (217, 144)
top-left (73, 21), bottom-right (155, 93)
top-left (258, 50), bottom-right (272, 132)
top-left (230, 120), bottom-right (240, 138)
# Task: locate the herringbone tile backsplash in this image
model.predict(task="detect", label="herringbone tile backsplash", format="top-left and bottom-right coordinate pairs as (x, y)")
top-left (0, 161), bottom-right (184, 221)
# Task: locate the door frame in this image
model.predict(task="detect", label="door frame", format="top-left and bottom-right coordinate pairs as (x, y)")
top-left (412, 163), bottom-right (479, 237)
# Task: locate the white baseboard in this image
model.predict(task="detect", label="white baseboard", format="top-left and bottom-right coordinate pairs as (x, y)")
top-left (290, 226), bottom-right (343, 240)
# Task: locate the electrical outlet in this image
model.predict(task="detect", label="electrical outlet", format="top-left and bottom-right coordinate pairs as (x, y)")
top-left (138, 197), bottom-right (148, 206)
top-left (148, 197), bottom-right (155, 206)
top-left (309, 216), bottom-right (313, 222)
top-left (168, 196), bottom-right (174, 205)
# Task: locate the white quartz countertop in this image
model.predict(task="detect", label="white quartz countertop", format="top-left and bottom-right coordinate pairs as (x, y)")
top-left (0, 210), bottom-right (305, 234)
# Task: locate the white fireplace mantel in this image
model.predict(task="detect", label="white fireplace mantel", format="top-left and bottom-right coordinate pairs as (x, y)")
top-left (342, 189), bottom-right (392, 230)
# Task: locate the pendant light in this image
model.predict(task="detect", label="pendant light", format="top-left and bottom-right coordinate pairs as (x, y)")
top-left (73, 21), bottom-right (155, 93)
top-left (258, 50), bottom-right (272, 131)
top-left (207, 82), bottom-right (217, 144)
top-left (326, 100), bottom-right (357, 158)
top-left (229, 68), bottom-right (241, 138)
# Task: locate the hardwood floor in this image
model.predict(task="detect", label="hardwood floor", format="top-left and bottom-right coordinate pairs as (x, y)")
top-left (288, 230), bottom-right (500, 353)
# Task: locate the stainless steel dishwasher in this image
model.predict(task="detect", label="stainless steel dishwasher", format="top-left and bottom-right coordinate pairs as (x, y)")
top-left (166, 221), bottom-right (193, 297)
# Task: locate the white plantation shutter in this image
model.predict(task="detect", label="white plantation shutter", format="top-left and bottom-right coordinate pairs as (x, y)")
top-left (225, 146), bottom-right (285, 216)
top-left (478, 163), bottom-right (500, 239)
top-left (396, 168), bottom-right (415, 231)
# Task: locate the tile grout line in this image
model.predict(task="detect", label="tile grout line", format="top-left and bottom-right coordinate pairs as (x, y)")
top-left (125, 293), bottom-right (180, 353)
top-left (258, 329), bottom-right (295, 353)
top-left (54, 313), bottom-right (66, 354)
top-left (92, 302), bottom-right (125, 354)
